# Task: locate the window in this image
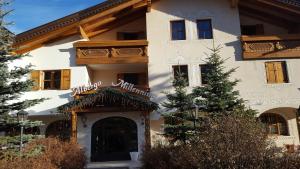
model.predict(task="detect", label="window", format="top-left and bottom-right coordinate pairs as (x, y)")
top-left (172, 65), bottom-right (189, 86)
top-left (117, 32), bottom-right (145, 40)
top-left (43, 70), bottom-right (61, 90)
top-left (241, 24), bottom-right (264, 35)
top-left (265, 61), bottom-right (289, 84)
top-left (171, 20), bottom-right (186, 40)
top-left (31, 69), bottom-right (71, 90)
top-left (197, 19), bottom-right (213, 39)
top-left (260, 113), bottom-right (289, 136)
top-left (200, 64), bottom-right (210, 85)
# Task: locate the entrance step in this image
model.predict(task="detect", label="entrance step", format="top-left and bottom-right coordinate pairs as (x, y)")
top-left (86, 161), bottom-right (141, 169)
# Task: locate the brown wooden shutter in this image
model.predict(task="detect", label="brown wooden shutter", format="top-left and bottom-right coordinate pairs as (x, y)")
top-left (274, 62), bottom-right (286, 83)
top-left (256, 24), bottom-right (264, 35)
top-left (31, 70), bottom-right (41, 91)
top-left (60, 69), bottom-right (71, 90)
top-left (265, 62), bottom-right (276, 83)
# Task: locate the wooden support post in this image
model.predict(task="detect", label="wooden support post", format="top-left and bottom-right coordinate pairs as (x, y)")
top-left (144, 111), bottom-right (151, 150)
top-left (295, 108), bottom-right (300, 143)
top-left (71, 111), bottom-right (78, 143)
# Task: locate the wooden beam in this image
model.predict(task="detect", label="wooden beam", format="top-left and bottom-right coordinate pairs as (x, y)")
top-left (144, 111), bottom-right (151, 149)
top-left (239, 2), bottom-right (299, 23)
top-left (241, 34), bottom-right (300, 41)
top-left (71, 111), bottom-right (78, 143)
top-left (230, 0), bottom-right (239, 8)
top-left (79, 0), bottom-right (143, 24)
top-left (14, 23), bottom-right (79, 54)
top-left (257, 0), bottom-right (300, 15)
top-left (239, 6), bottom-right (295, 29)
top-left (84, 16), bottom-right (117, 32)
top-left (88, 10), bottom-right (145, 38)
top-left (133, 0), bottom-right (148, 9)
top-left (14, 0), bottom-right (145, 54)
top-left (79, 26), bottom-right (89, 40)
top-left (74, 40), bottom-right (148, 47)
top-left (147, 0), bottom-right (151, 12)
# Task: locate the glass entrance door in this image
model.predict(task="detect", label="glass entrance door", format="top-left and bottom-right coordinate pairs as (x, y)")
top-left (91, 117), bottom-right (138, 162)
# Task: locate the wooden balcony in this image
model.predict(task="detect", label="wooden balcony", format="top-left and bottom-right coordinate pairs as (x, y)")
top-left (74, 40), bottom-right (148, 65)
top-left (241, 34), bottom-right (300, 60)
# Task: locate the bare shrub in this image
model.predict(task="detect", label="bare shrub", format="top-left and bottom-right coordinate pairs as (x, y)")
top-left (0, 138), bottom-right (86, 169)
top-left (142, 115), bottom-right (300, 169)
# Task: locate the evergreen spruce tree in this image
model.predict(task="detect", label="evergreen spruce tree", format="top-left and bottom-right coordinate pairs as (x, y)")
top-left (0, 0), bottom-right (44, 156)
top-left (162, 72), bottom-right (198, 144)
top-left (193, 46), bottom-right (255, 117)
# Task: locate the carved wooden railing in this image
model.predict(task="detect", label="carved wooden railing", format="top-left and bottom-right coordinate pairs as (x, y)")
top-left (74, 40), bottom-right (148, 64)
top-left (241, 34), bottom-right (300, 60)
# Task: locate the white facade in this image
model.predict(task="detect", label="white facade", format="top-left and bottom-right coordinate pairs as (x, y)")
top-left (147, 0), bottom-right (300, 145)
top-left (12, 0), bottom-right (300, 161)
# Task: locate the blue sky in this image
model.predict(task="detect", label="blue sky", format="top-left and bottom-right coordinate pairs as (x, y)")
top-left (7, 0), bottom-right (105, 34)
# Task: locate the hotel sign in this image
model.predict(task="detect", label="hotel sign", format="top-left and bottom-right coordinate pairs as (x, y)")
top-left (71, 79), bottom-right (151, 98)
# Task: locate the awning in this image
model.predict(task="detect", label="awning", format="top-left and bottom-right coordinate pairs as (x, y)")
top-left (57, 87), bottom-right (159, 113)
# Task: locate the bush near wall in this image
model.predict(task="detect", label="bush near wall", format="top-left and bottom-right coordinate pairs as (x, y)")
top-left (0, 138), bottom-right (86, 169)
top-left (142, 115), bottom-right (300, 169)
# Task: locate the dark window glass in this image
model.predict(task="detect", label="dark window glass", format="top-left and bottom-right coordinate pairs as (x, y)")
top-left (124, 73), bottom-right (139, 85)
top-left (171, 20), bottom-right (186, 40)
top-left (172, 65), bottom-right (189, 86)
top-left (43, 70), bottom-right (61, 90)
top-left (241, 25), bottom-right (257, 35)
top-left (200, 64), bottom-right (210, 85)
top-left (241, 24), bottom-right (264, 35)
top-left (197, 19), bottom-right (213, 39)
top-left (118, 32), bottom-right (140, 40)
top-left (260, 113), bottom-right (289, 136)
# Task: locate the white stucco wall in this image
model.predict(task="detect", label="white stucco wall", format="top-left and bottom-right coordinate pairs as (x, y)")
top-left (147, 0), bottom-right (300, 145)
top-left (90, 64), bottom-right (147, 86)
top-left (11, 35), bottom-right (90, 116)
top-left (9, 0), bottom-right (300, 150)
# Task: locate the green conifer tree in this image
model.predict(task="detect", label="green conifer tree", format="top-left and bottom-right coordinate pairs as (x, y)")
top-left (193, 46), bottom-right (255, 117)
top-left (0, 0), bottom-right (44, 156)
top-left (162, 72), bottom-right (198, 144)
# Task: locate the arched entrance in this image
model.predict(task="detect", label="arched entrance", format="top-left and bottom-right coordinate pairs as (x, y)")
top-left (91, 117), bottom-right (138, 162)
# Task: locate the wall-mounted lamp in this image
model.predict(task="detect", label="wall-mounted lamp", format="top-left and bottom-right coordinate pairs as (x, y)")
top-left (140, 114), bottom-right (145, 126)
top-left (79, 114), bottom-right (88, 128)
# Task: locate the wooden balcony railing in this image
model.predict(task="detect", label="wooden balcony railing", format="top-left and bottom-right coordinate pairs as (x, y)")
top-left (241, 34), bottom-right (300, 60)
top-left (74, 40), bottom-right (148, 65)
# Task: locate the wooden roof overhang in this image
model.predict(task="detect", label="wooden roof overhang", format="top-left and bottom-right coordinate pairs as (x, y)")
top-left (239, 0), bottom-right (300, 31)
top-left (13, 0), bottom-right (152, 54)
top-left (57, 87), bottom-right (158, 113)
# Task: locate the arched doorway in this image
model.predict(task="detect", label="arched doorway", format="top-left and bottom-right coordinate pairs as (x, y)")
top-left (91, 117), bottom-right (138, 162)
